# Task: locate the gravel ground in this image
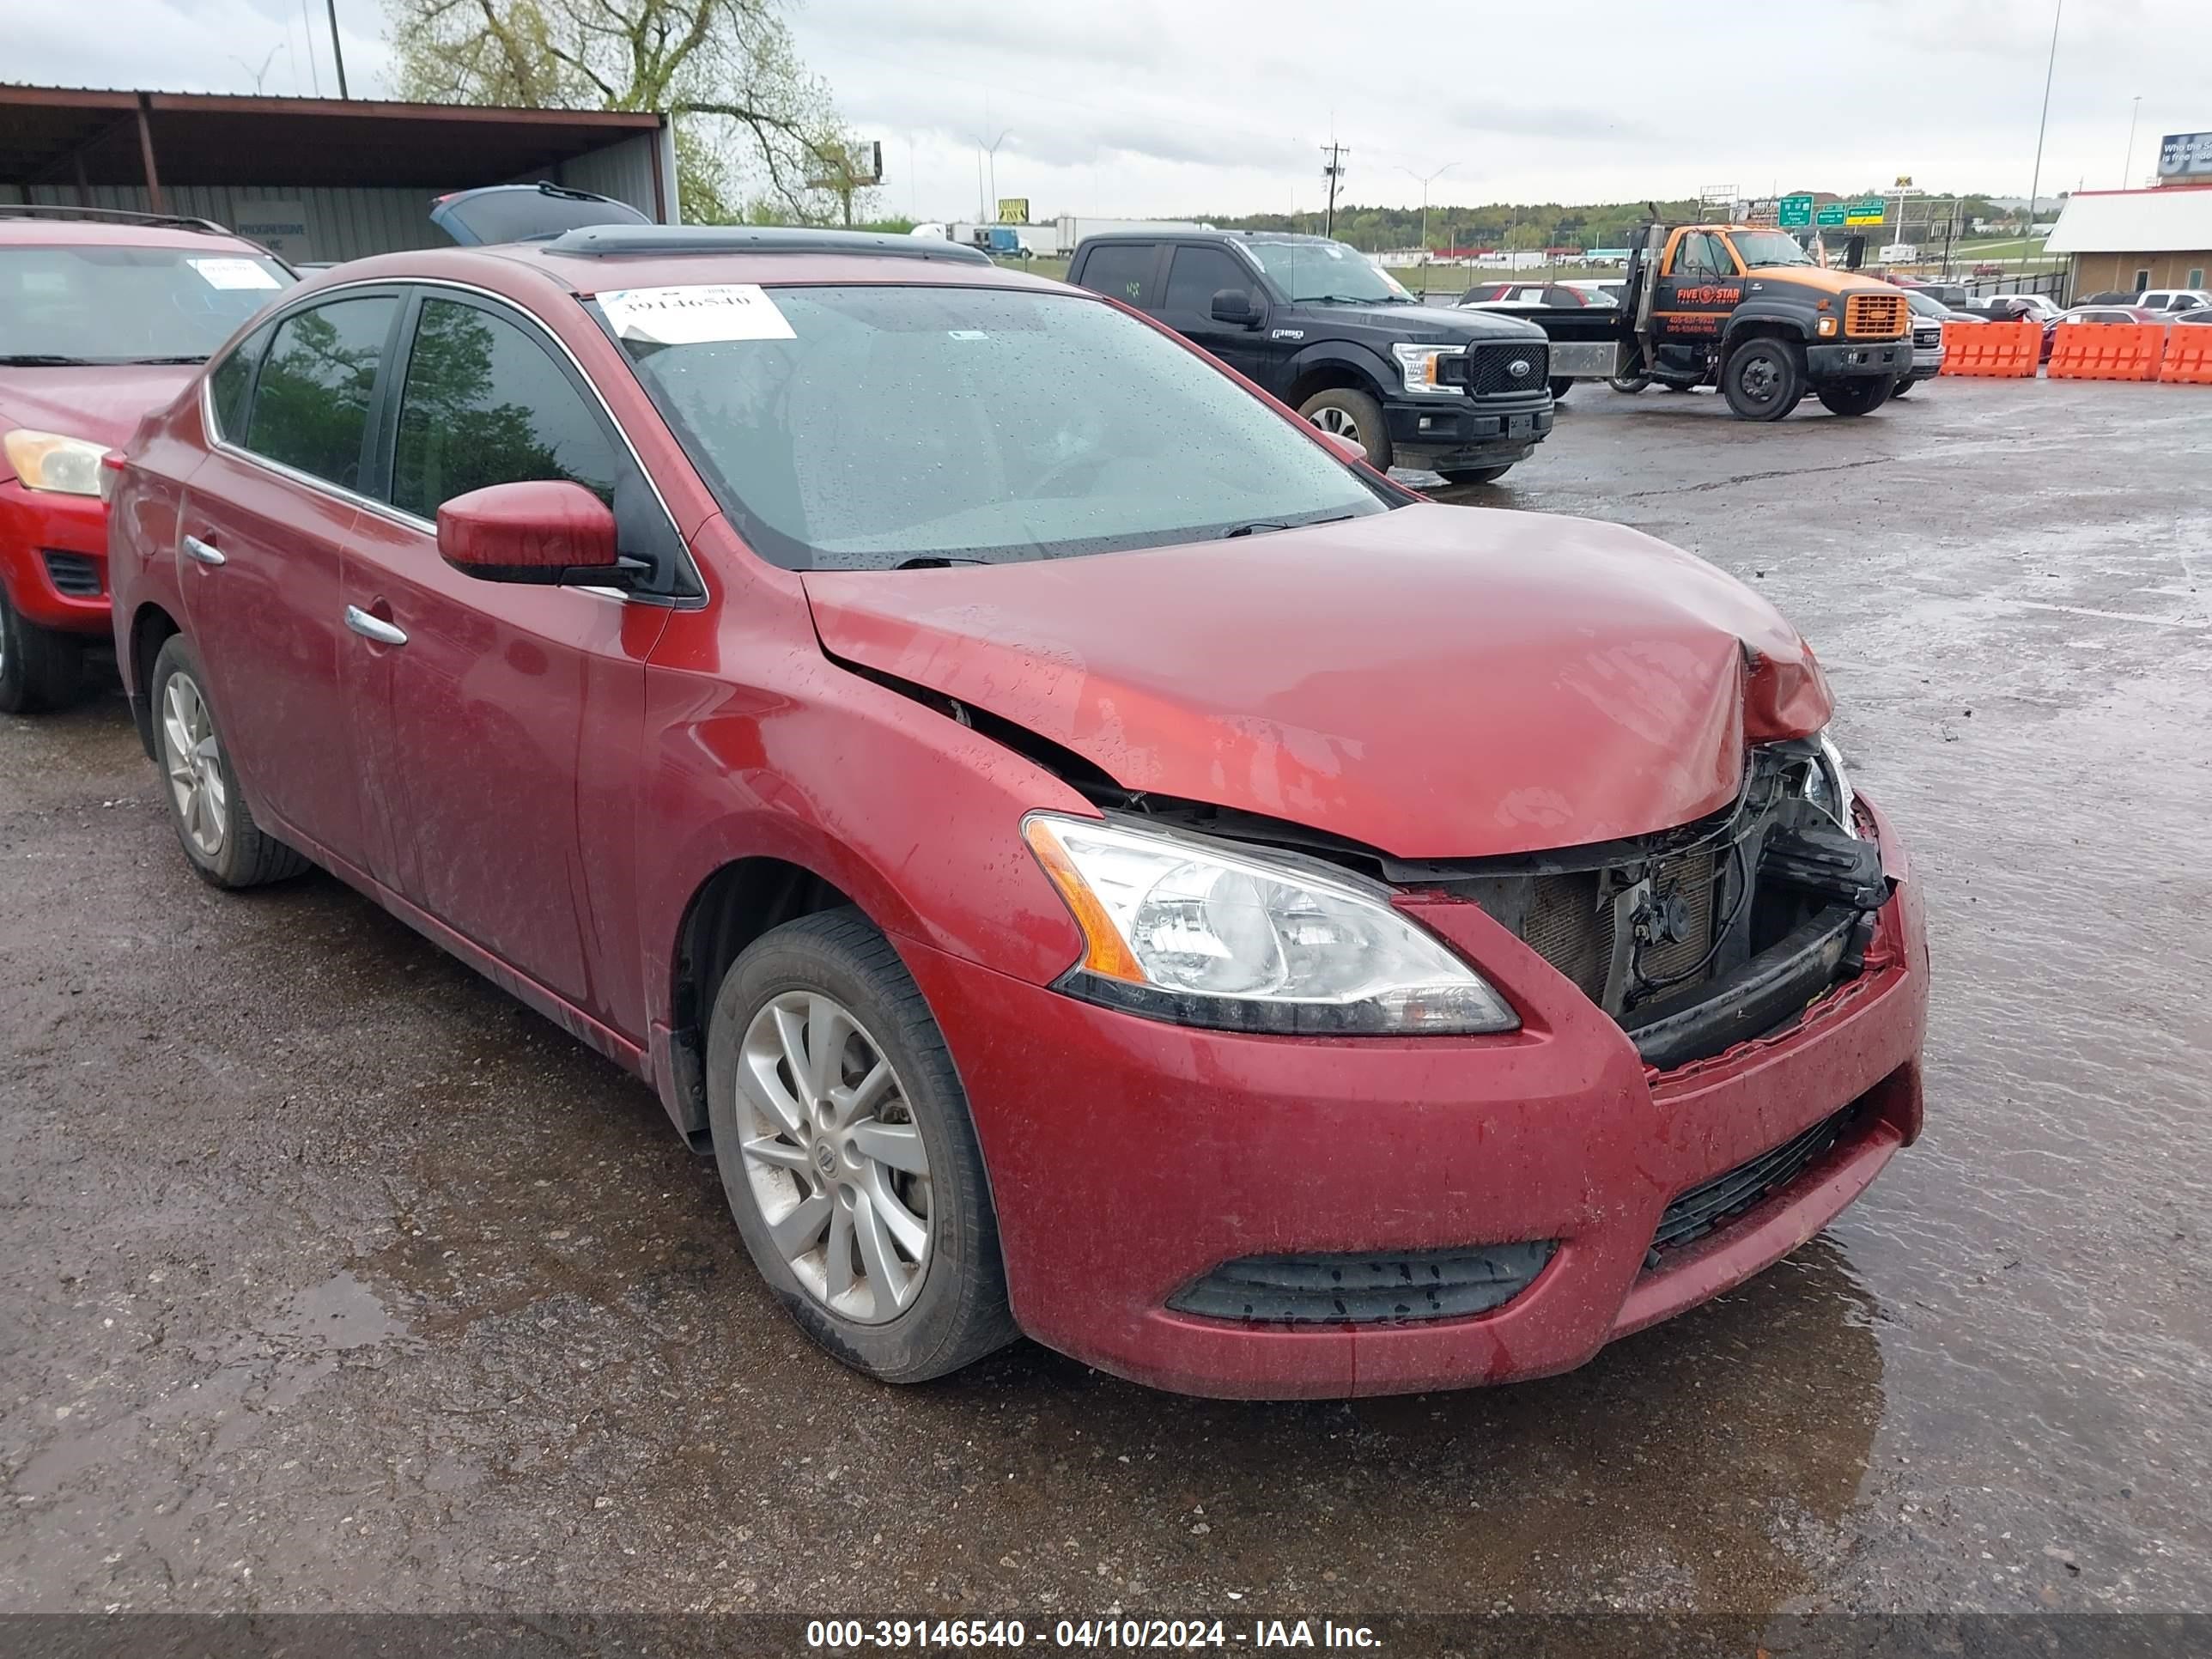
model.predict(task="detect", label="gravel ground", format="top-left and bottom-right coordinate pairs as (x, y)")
top-left (3, 377), bottom-right (2208, 1639)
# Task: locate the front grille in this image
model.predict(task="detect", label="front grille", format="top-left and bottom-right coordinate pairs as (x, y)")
top-left (1649, 1105), bottom-right (1856, 1259)
top-left (1844, 293), bottom-right (1908, 337)
top-left (1169, 1242), bottom-right (1555, 1325)
top-left (1913, 324), bottom-right (1942, 349)
top-left (40, 550), bottom-right (101, 598)
top-left (1466, 339), bottom-right (1549, 396)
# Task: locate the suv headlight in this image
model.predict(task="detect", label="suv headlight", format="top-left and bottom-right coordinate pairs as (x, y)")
top-left (1390, 342), bottom-right (1463, 395)
top-left (1022, 813), bottom-right (1518, 1036)
top-left (3, 428), bottom-right (106, 496)
top-left (1802, 731), bottom-right (1857, 834)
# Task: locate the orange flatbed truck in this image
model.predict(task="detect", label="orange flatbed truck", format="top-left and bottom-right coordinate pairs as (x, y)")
top-left (1528, 222), bottom-right (1916, 420)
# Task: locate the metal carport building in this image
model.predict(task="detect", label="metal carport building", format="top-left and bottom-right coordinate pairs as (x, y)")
top-left (0, 85), bottom-right (678, 261)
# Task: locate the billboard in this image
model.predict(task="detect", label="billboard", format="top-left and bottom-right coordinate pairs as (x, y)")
top-left (997, 198), bottom-right (1030, 224)
top-left (2158, 131), bottom-right (2212, 179)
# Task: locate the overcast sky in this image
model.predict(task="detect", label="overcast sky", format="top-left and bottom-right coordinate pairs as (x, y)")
top-left (7, 0), bottom-right (2208, 220)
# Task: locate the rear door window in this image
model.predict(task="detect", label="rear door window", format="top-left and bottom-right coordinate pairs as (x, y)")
top-left (387, 295), bottom-right (622, 520)
top-left (1161, 246), bottom-right (1254, 319)
top-left (244, 295), bottom-right (399, 490)
top-left (1079, 244), bottom-right (1162, 309)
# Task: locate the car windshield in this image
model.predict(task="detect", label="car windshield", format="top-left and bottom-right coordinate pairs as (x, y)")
top-left (1728, 231), bottom-right (1814, 268)
top-left (1905, 290), bottom-right (1950, 319)
top-left (1243, 240), bottom-right (1413, 303)
top-left (0, 244), bottom-right (293, 363)
top-left (611, 283), bottom-right (1391, 572)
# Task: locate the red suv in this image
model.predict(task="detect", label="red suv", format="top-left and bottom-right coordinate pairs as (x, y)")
top-left (1, 208), bottom-right (292, 711)
top-left (107, 226), bottom-right (1928, 1399)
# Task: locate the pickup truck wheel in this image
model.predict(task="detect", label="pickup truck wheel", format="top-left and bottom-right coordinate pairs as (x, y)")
top-left (1547, 378), bottom-right (1573, 401)
top-left (1888, 375), bottom-right (1916, 398)
top-left (1608, 373), bottom-right (1651, 394)
top-left (0, 586), bottom-right (86, 714)
top-left (149, 635), bottom-right (309, 888)
top-left (706, 908), bottom-right (1018, 1385)
top-left (1437, 465), bottom-right (1513, 486)
top-left (1721, 338), bottom-right (1806, 421)
top-left (1297, 388), bottom-right (1391, 469)
top-left (1816, 377), bottom-right (1893, 416)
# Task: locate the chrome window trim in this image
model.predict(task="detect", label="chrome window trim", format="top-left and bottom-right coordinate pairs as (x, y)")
top-left (198, 273), bottom-right (708, 605)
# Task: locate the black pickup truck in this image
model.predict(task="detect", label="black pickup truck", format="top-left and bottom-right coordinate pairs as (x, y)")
top-left (1067, 230), bottom-right (1554, 484)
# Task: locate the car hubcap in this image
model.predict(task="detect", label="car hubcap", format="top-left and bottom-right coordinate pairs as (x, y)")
top-left (736, 992), bottom-right (932, 1323)
top-left (1309, 406), bottom-right (1369, 454)
top-left (161, 673), bottom-right (228, 860)
top-left (1741, 357), bottom-right (1780, 403)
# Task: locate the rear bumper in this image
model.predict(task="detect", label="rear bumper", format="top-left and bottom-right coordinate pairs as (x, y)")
top-left (0, 480), bottom-right (109, 635)
top-left (904, 797), bottom-right (1929, 1399)
top-left (1389, 392), bottom-right (1554, 467)
top-left (1808, 338), bottom-right (1914, 380)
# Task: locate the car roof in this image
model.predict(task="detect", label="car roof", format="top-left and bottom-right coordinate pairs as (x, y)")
top-left (1077, 228), bottom-right (1334, 246)
top-left (0, 215), bottom-right (268, 253)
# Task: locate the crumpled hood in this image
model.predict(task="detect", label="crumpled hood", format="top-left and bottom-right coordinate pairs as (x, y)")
top-left (0, 365), bottom-right (199, 453)
top-left (803, 503), bottom-right (1832, 860)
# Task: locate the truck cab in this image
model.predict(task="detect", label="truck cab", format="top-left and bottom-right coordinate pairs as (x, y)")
top-left (1069, 230), bottom-right (1553, 484)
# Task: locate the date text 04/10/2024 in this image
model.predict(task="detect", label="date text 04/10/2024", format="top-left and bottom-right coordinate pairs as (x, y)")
top-left (803, 1618), bottom-right (1382, 1649)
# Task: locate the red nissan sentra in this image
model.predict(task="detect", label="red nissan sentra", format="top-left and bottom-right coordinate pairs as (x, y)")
top-left (107, 225), bottom-right (1927, 1399)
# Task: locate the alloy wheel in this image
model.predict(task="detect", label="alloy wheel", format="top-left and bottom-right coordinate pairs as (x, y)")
top-left (1308, 406), bottom-right (1369, 454)
top-left (161, 673), bottom-right (228, 860)
top-left (735, 991), bottom-right (933, 1323)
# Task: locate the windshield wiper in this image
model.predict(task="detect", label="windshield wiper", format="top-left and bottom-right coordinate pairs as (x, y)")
top-left (1223, 514), bottom-right (1355, 539)
top-left (0, 354), bottom-right (98, 367)
top-left (890, 555), bottom-right (994, 569)
top-left (120, 355), bottom-right (209, 366)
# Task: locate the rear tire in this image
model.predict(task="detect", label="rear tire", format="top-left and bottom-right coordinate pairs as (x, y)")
top-left (1297, 387), bottom-right (1391, 470)
top-left (706, 908), bottom-right (1017, 1385)
top-left (148, 635), bottom-right (308, 889)
top-left (0, 586), bottom-right (86, 714)
top-left (1437, 465), bottom-right (1514, 486)
top-left (1816, 377), bottom-right (1893, 416)
top-left (1721, 337), bottom-right (1807, 421)
top-left (1888, 375), bottom-right (1916, 398)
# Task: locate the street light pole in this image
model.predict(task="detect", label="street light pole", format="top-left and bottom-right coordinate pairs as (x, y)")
top-left (2023, 0), bottom-right (2063, 273)
top-left (2122, 95), bottom-right (2142, 187)
top-left (1398, 163), bottom-right (1458, 295)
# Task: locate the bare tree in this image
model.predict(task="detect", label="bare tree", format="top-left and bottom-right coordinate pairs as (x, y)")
top-left (386, 0), bottom-right (845, 221)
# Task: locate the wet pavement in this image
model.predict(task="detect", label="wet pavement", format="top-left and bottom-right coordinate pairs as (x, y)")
top-left (3, 379), bottom-right (2208, 1625)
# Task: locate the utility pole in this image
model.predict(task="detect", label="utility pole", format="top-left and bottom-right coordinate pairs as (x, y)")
top-left (1321, 143), bottom-right (1348, 239)
top-left (325, 0), bottom-right (348, 98)
top-left (2024, 0), bottom-right (2062, 271)
top-left (2122, 95), bottom-right (2142, 187)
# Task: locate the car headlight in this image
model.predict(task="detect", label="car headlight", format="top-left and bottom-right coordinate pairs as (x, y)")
top-left (3, 428), bottom-right (106, 496)
top-left (1022, 812), bottom-right (1518, 1036)
top-left (1389, 342), bottom-right (1463, 395)
top-left (1801, 731), bottom-right (1857, 834)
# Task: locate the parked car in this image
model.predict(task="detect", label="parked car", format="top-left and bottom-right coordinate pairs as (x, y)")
top-left (0, 206), bottom-right (295, 712)
top-left (2137, 289), bottom-right (2212, 314)
top-left (1455, 281), bottom-right (1609, 308)
top-left (2040, 304), bottom-right (2169, 363)
top-left (1068, 229), bottom-right (1553, 483)
top-left (109, 225), bottom-right (1928, 1401)
top-left (2172, 308), bottom-right (2212, 325)
top-left (1971, 293), bottom-right (2063, 325)
top-left (1892, 289), bottom-right (1952, 397)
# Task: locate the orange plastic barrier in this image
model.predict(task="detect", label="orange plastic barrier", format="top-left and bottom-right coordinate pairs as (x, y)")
top-left (2046, 321), bottom-right (2165, 381)
top-left (2159, 325), bottom-right (2212, 386)
top-left (1939, 319), bottom-right (2039, 377)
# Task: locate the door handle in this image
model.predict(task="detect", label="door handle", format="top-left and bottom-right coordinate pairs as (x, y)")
top-left (343, 605), bottom-right (407, 647)
top-left (182, 534), bottom-right (225, 567)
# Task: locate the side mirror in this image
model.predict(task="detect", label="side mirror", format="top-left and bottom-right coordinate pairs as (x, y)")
top-left (1314, 428), bottom-right (1368, 464)
top-left (436, 479), bottom-right (635, 586)
top-left (1210, 288), bottom-right (1263, 326)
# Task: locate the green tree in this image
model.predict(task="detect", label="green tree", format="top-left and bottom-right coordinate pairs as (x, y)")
top-left (385, 0), bottom-right (847, 222)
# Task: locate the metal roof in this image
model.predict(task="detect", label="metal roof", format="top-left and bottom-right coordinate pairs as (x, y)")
top-left (541, 225), bottom-right (990, 263)
top-left (0, 85), bottom-right (662, 192)
top-left (2045, 186), bottom-right (2212, 255)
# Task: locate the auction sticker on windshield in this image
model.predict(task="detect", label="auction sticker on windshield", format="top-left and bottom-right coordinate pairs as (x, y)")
top-left (597, 283), bottom-right (797, 344)
top-left (188, 258), bottom-right (282, 290)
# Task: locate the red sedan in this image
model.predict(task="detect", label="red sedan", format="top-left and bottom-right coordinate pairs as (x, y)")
top-left (106, 227), bottom-right (1928, 1398)
top-left (0, 209), bottom-right (293, 711)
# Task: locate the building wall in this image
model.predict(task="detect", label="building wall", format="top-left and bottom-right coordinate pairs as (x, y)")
top-left (2070, 250), bottom-right (2212, 294)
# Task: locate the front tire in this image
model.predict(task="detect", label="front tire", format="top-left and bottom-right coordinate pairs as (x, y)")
top-left (148, 635), bottom-right (308, 889)
top-left (1816, 377), bottom-right (1893, 416)
top-left (1437, 465), bottom-right (1514, 486)
top-left (1297, 387), bottom-right (1391, 470)
top-left (1721, 337), bottom-right (1808, 421)
top-left (1888, 376), bottom-right (1916, 398)
top-left (706, 908), bottom-right (1016, 1384)
top-left (1547, 377), bottom-right (1573, 401)
top-left (0, 586), bottom-right (85, 714)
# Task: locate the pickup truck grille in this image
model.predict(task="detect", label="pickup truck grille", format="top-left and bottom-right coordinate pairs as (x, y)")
top-left (1912, 323), bottom-right (1942, 349)
top-left (1466, 339), bottom-right (1549, 397)
top-left (1844, 293), bottom-right (1908, 337)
